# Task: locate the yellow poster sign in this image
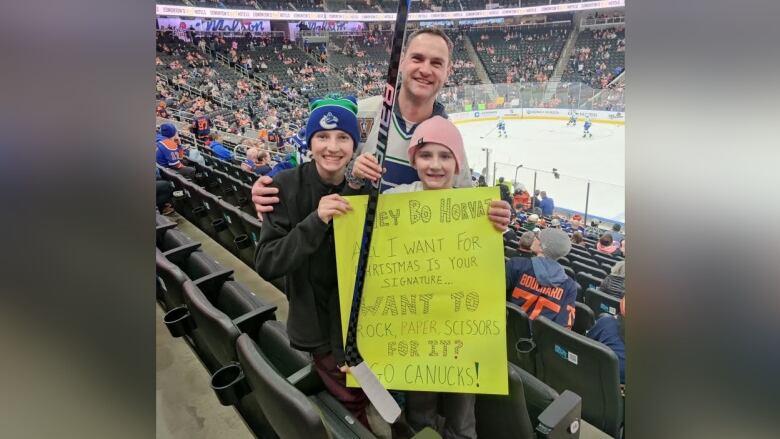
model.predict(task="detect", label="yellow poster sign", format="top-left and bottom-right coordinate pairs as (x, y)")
top-left (334, 187), bottom-right (508, 395)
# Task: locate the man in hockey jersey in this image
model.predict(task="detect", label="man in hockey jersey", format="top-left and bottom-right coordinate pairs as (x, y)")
top-left (506, 228), bottom-right (577, 330)
top-left (497, 115), bottom-right (507, 138)
top-left (251, 28), bottom-right (472, 217)
top-left (155, 123), bottom-right (195, 178)
top-left (566, 112), bottom-right (577, 127)
top-left (583, 116), bottom-right (593, 138)
top-left (190, 110), bottom-right (212, 143)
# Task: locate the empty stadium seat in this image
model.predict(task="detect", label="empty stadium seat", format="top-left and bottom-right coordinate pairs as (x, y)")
top-left (584, 288), bottom-right (621, 318)
top-left (563, 265), bottom-right (576, 281)
top-left (575, 272), bottom-right (604, 297)
top-left (156, 249), bottom-right (190, 311)
top-left (474, 362), bottom-right (543, 438)
top-left (476, 362), bottom-right (584, 439)
top-left (570, 260), bottom-right (606, 278)
top-left (507, 302), bottom-right (535, 374)
top-left (572, 302), bottom-right (596, 335)
top-left (233, 332), bottom-right (377, 439)
top-left (591, 253), bottom-right (617, 269)
top-left (180, 274), bottom-right (276, 371)
top-left (531, 316), bottom-right (623, 437)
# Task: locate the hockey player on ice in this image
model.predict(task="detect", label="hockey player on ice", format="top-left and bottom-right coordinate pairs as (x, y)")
top-left (566, 112), bottom-right (577, 126)
top-left (497, 116), bottom-right (507, 138)
top-left (583, 116), bottom-right (593, 138)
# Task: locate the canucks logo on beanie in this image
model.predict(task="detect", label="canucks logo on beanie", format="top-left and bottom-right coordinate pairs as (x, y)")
top-left (305, 95), bottom-right (360, 150)
top-left (320, 112), bottom-right (339, 130)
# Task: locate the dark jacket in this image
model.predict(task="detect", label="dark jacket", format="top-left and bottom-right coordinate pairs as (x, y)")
top-left (254, 162), bottom-right (362, 364)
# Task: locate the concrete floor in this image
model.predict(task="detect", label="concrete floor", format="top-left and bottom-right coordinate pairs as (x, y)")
top-left (156, 214), bottom-right (288, 438)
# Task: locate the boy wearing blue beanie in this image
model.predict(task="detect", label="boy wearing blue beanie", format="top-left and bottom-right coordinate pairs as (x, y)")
top-left (254, 95), bottom-right (378, 431)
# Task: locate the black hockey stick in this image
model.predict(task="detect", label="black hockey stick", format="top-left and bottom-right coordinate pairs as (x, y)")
top-left (343, 0), bottom-right (410, 425)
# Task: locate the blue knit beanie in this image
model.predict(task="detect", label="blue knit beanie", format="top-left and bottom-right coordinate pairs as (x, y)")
top-left (160, 123), bottom-right (177, 138)
top-left (305, 96), bottom-right (360, 150)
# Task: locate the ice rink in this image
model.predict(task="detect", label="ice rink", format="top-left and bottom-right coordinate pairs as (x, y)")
top-left (456, 119), bottom-right (625, 223)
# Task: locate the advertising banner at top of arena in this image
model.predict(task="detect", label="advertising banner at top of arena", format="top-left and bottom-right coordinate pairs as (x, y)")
top-left (156, 17), bottom-right (271, 33)
top-left (156, 0), bottom-right (624, 22)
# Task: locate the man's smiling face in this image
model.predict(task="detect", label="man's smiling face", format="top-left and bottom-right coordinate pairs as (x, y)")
top-left (400, 32), bottom-right (451, 103)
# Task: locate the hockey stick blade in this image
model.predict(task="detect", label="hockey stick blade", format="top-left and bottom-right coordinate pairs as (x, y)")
top-left (350, 362), bottom-right (402, 423)
top-left (342, 0), bottom-right (410, 425)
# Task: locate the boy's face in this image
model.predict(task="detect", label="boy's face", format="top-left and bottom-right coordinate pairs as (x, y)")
top-left (310, 129), bottom-right (353, 176)
top-left (413, 143), bottom-right (457, 190)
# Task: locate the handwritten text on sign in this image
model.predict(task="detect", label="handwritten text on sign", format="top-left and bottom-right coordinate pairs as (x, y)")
top-left (335, 187), bottom-right (508, 394)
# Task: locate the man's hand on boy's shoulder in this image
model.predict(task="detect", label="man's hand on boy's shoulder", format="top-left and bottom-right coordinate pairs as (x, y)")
top-left (252, 175), bottom-right (279, 219)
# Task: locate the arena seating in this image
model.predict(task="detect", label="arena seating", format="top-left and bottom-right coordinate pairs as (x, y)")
top-left (470, 24), bottom-right (570, 85)
top-left (532, 315), bottom-right (623, 437)
top-left (562, 27), bottom-right (625, 89)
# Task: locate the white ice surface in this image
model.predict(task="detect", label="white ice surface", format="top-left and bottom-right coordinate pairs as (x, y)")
top-left (457, 119), bottom-right (625, 222)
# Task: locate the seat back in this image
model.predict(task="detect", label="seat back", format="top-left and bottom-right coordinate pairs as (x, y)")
top-left (532, 316), bottom-right (622, 437)
top-left (218, 198), bottom-right (249, 238)
top-left (568, 253), bottom-right (599, 269)
top-left (506, 302), bottom-right (535, 374)
top-left (236, 334), bottom-right (331, 439)
top-left (591, 253), bottom-right (617, 269)
top-left (475, 362), bottom-right (535, 439)
top-left (562, 265), bottom-right (576, 282)
top-left (572, 301), bottom-right (595, 335)
top-left (571, 261), bottom-right (607, 279)
top-left (156, 250), bottom-right (190, 310)
top-left (575, 271), bottom-right (604, 296)
top-left (182, 279), bottom-right (242, 369)
top-left (584, 288), bottom-right (621, 318)
top-left (258, 320), bottom-right (311, 378)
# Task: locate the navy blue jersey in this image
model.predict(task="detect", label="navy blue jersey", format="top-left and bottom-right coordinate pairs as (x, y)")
top-left (505, 257), bottom-right (577, 329)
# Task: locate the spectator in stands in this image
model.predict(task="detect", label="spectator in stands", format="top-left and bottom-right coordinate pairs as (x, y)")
top-left (155, 123), bottom-right (194, 178)
top-left (596, 233), bottom-right (621, 256)
top-left (504, 210), bottom-right (519, 244)
top-left (155, 167), bottom-right (174, 215)
top-left (349, 115), bottom-right (509, 439)
top-left (191, 110), bottom-right (212, 143)
top-left (571, 231), bottom-right (585, 247)
top-left (537, 190), bottom-right (555, 216)
top-left (253, 96), bottom-right (380, 431)
top-left (241, 147), bottom-right (272, 176)
top-left (599, 260), bottom-right (625, 298)
top-left (609, 223), bottom-right (624, 243)
top-left (587, 297), bottom-right (625, 384)
top-left (569, 214), bottom-right (585, 233)
top-left (524, 213), bottom-right (540, 230)
top-left (506, 228), bottom-right (577, 329)
top-left (517, 231), bottom-right (536, 257)
top-left (251, 28), bottom-right (473, 217)
top-left (156, 100), bottom-right (169, 118)
top-left (206, 133), bottom-right (234, 161)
